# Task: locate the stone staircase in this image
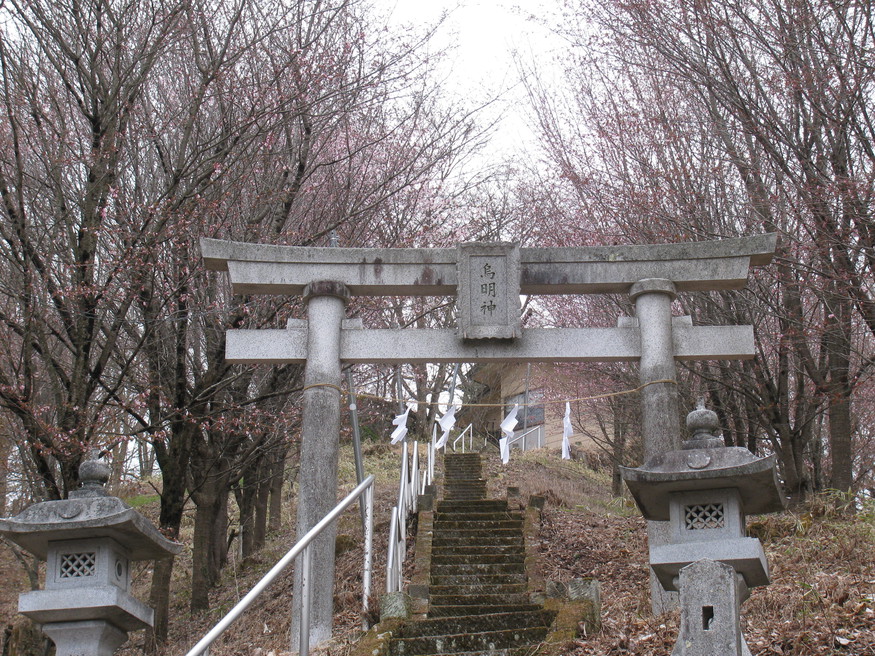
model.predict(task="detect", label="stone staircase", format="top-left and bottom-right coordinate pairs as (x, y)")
top-left (389, 453), bottom-right (554, 656)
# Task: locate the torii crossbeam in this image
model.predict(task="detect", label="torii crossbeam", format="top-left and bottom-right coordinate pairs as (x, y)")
top-left (201, 233), bottom-right (776, 649)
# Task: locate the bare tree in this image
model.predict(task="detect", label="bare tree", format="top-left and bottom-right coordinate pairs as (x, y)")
top-left (0, 0), bottom-right (491, 647)
top-left (520, 0), bottom-right (873, 497)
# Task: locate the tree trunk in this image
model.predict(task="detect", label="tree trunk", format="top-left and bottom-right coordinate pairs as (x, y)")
top-left (777, 427), bottom-right (811, 504)
top-left (253, 457), bottom-right (271, 552)
top-left (212, 490), bottom-right (230, 573)
top-left (145, 556), bottom-right (175, 654)
top-left (139, 440), bottom-right (155, 478)
top-left (235, 462), bottom-right (259, 559)
top-left (812, 414), bottom-right (825, 491)
top-left (611, 406), bottom-right (627, 498)
top-left (146, 424), bottom-right (191, 651)
top-left (110, 439), bottom-right (128, 495)
top-left (268, 450), bottom-right (286, 534)
top-left (191, 485), bottom-right (223, 612)
top-left (826, 299), bottom-right (854, 492)
top-left (190, 489), bottom-right (229, 611)
top-left (0, 433), bottom-right (9, 516)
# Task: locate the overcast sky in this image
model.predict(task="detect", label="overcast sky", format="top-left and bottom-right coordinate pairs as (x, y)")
top-left (378, 0), bottom-right (563, 157)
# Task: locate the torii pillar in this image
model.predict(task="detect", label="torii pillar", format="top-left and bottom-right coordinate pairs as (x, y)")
top-left (290, 282), bottom-right (348, 647)
top-left (201, 233), bottom-right (776, 646)
top-left (631, 278), bottom-right (683, 612)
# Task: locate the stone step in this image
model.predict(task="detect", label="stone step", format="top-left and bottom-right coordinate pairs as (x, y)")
top-left (430, 572), bottom-right (527, 586)
top-left (434, 537), bottom-right (522, 544)
top-left (436, 500), bottom-right (509, 512)
top-left (431, 540), bottom-right (524, 552)
top-left (431, 534), bottom-right (524, 544)
top-left (444, 483), bottom-right (486, 491)
top-left (431, 552), bottom-right (526, 566)
top-left (400, 610), bottom-right (550, 638)
top-left (436, 507), bottom-right (521, 516)
top-left (444, 486), bottom-right (486, 501)
top-left (431, 562), bottom-right (526, 577)
top-left (389, 626), bottom-right (549, 656)
top-left (413, 650), bottom-right (530, 656)
top-left (443, 486), bottom-right (486, 492)
top-left (428, 592), bottom-right (531, 607)
top-left (445, 454), bottom-right (481, 463)
top-left (432, 529), bottom-right (524, 543)
top-left (428, 582), bottom-right (528, 597)
top-left (443, 480), bottom-right (486, 487)
top-left (432, 554), bottom-right (525, 574)
top-left (443, 493), bottom-right (488, 500)
top-left (428, 603), bottom-right (546, 618)
top-left (433, 521), bottom-right (524, 533)
top-left (414, 651), bottom-right (529, 656)
top-left (386, 452), bottom-right (551, 656)
top-left (430, 544), bottom-right (526, 557)
top-left (435, 511), bottom-right (521, 519)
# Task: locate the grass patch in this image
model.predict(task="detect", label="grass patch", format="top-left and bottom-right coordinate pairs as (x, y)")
top-left (123, 493), bottom-right (160, 508)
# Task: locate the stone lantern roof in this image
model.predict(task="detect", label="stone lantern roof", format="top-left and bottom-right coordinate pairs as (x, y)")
top-left (621, 402), bottom-right (786, 521)
top-left (0, 455), bottom-right (180, 560)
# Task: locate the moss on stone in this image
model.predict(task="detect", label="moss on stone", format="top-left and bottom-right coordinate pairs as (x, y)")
top-left (538, 597), bottom-right (600, 654)
top-left (346, 618), bottom-right (405, 656)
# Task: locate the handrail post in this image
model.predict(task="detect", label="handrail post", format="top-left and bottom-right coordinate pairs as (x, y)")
top-left (411, 442), bottom-right (419, 513)
top-left (345, 369), bottom-right (367, 530)
top-left (386, 507), bottom-right (398, 593)
top-left (429, 425), bottom-right (436, 484)
top-left (398, 443), bottom-right (408, 560)
top-left (300, 544), bottom-right (312, 656)
top-left (362, 486), bottom-right (374, 628)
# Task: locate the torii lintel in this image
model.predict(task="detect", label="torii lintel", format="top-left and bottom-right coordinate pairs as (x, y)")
top-left (200, 234), bottom-right (777, 297)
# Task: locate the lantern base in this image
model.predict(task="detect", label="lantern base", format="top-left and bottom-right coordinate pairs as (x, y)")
top-left (41, 619), bottom-right (128, 656)
top-left (19, 585), bottom-right (153, 631)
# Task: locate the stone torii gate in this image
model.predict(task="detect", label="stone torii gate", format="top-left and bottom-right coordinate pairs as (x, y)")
top-left (201, 234), bottom-right (776, 650)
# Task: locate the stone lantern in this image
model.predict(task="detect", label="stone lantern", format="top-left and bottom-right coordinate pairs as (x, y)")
top-left (621, 402), bottom-right (785, 655)
top-left (0, 455), bottom-right (180, 656)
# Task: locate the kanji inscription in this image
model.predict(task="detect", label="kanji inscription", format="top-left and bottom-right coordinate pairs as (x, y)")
top-left (457, 242), bottom-right (521, 340)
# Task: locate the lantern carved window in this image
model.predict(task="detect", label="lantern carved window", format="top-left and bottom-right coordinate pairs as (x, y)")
top-left (59, 552), bottom-right (97, 578)
top-left (684, 503), bottom-right (726, 530)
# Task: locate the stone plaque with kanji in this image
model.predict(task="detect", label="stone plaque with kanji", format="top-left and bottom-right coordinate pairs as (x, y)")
top-left (457, 242), bottom-right (521, 340)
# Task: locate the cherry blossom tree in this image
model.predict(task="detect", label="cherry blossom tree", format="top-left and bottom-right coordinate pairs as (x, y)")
top-left (520, 0), bottom-right (874, 498)
top-left (0, 0), bottom-right (491, 646)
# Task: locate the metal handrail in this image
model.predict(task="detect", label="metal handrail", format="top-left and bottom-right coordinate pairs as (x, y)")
top-left (386, 441), bottom-right (412, 593)
top-left (386, 432), bottom-right (436, 593)
top-left (185, 475), bottom-right (375, 656)
top-left (508, 426), bottom-right (541, 451)
top-left (424, 424), bottom-right (436, 493)
top-left (452, 423), bottom-right (474, 452)
top-left (386, 506), bottom-right (401, 592)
